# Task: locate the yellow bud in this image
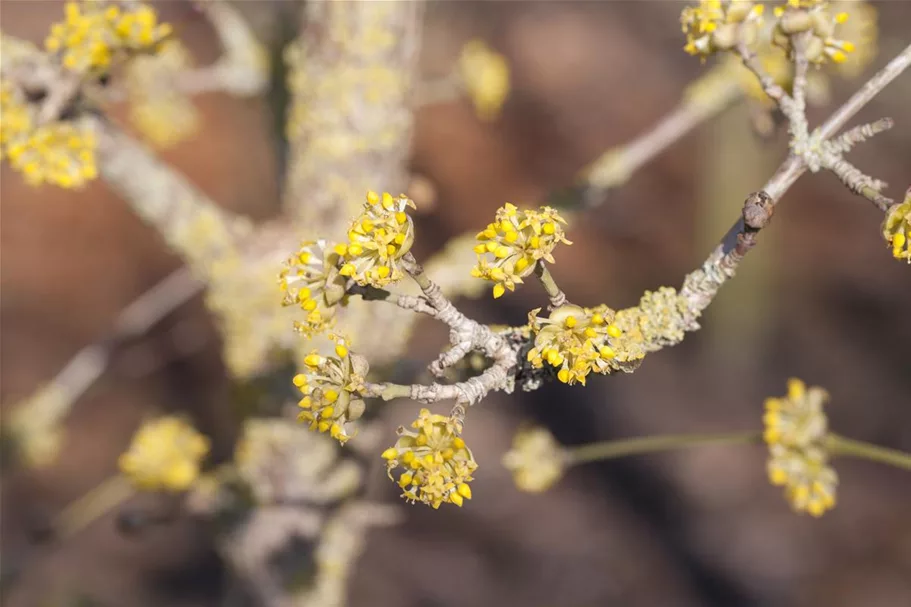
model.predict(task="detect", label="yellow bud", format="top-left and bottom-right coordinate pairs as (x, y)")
top-left (474, 244), bottom-right (487, 254)
top-left (564, 316), bottom-right (577, 328)
top-left (367, 191), bottom-right (380, 204)
top-left (334, 243), bottom-right (348, 256)
top-left (529, 235), bottom-right (541, 249)
top-left (347, 243), bottom-right (363, 256)
top-left (335, 343), bottom-right (349, 358)
top-left (557, 368), bottom-right (571, 383)
top-left (382, 192), bottom-right (394, 209)
top-left (494, 245), bottom-right (511, 259)
top-left (330, 423), bottom-right (342, 438)
top-left (304, 354), bottom-right (322, 367)
top-left (450, 493), bottom-right (464, 507)
top-left (415, 433), bottom-right (428, 446)
top-left (398, 472), bottom-right (413, 487)
top-left (402, 451), bottom-right (415, 464)
top-left (324, 389), bottom-right (339, 404)
top-left (292, 374), bottom-right (306, 387)
top-left (395, 211), bottom-right (408, 224)
top-left (514, 256), bottom-right (530, 273)
top-left (542, 222), bottom-right (555, 235)
top-left (457, 483), bottom-right (472, 499)
top-left (504, 230), bottom-right (518, 243)
top-left (361, 219), bottom-right (374, 232)
top-left (340, 263), bottom-right (356, 276)
top-left (599, 346), bottom-right (615, 359)
top-left (386, 244), bottom-right (397, 256)
top-left (835, 12), bottom-right (849, 24)
top-left (492, 284), bottom-right (506, 299)
top-left (452, 437), bottom-right (466, 449)
top-left (607, 324), bottom-right (622, 338)
top-left (842, 41), bottom-right (855, 53)
top-left (377, 265), bottom-right (391, 278)
top-left (382, 447), bottom-right (398, 460)
top-left (321, 406), bottom-right (335, 418)
top-left (302, 298), bottom-right (317, 311)
top-left (299, 396), bottom-right (312, 409)
top-left (423, 453), bottom-right (435, 465)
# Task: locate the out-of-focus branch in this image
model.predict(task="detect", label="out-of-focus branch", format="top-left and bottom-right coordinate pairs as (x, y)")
top-left (93, 117), bottom-right (253, 282)
top-left (558, 63), bottom-right (744, 209)
top-left (3, 268), bottom-right (202, 468)
top-left (282, 2), bottom-right (424, 232)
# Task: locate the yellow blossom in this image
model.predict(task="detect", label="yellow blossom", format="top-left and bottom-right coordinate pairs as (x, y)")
top-left (763, 378), bottom-right (837, 517)
top-left (502, 425), bottom-right (566, 492)
top-left (337, 191), bottom-right (416, 288)
top-left (882, 198), bottom-right (910, 263)
top-left (295, 334), bottom-right (369, 444)
top-left (382, 409), bottom-right (477, 508)
top-left (46, 1), bottom-right (172, 75)
top-left (118, 416), bottom-right (210, 492)
top-left (680, 0), bottom-right (765, 59)
top-left (280, 239), bottom-right (349, 336)
top-left (458, 39), bottom-right (510, 121)
top-left (471, 203), bottom-right (571, 298)
top-left (1, 81), bottom-right (98, 189)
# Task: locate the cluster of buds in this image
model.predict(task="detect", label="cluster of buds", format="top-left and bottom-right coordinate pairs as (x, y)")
top-left (882, 194), bottom-right (910, 263)
top-left (45, 0), bottom-right (172, 75)
top-left (336, 191), bottom-right (416, 288)
top-left (118, 416), bottom-right (210, 492)
top-left (382, 409), bottom-right (476, 508)
top-left (279, 239), bottom-right (349, 336)
top-left (0, 81), bottom-right (98, 188)
top-left (772, 0), bottom-right (856, 64)
top-left (294, 334), bottom-right (369, 445)
top-left (471, 203), bottom-right (571, 298)
top-left (526, 304), bottom-right (641, 385)
top-left (680, 0), bottom-right (765, 59)
top-left (763, 378), bottom-right (838, 517)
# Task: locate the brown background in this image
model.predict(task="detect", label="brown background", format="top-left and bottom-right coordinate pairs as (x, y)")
top-left (2, 2), bottom-right (909, 606)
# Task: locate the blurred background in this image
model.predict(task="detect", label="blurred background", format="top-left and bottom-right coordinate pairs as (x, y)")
top-left (1, 1), bottom-right (910, 606)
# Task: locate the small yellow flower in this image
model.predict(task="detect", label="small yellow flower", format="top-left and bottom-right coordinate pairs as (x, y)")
top-left (458, 39), bottom-right (510, 121)
top-left (46, 1), bottom-right (172, 75)
top-left (0, 80), bottom-right (98, 189)
top-left (118, 416), bottom-right (210, 492)
top-left (763, 378), bottom-right (837, 517)
top-left (681, 0), bottom-right (765, 59)
top-left (502, 425), bottom-right (566, 493)
top-left (337, 191), bottom-right (416, 288)
top-left (471, 203), bottom-right (571, 298)
top-left (526, 304), bottom-right (639, 385)
top-left (382, 409), bottom-right (477, 508)
top-left (882, 198), bottom-right (910, 263)
top-left (280, 239), bottom-right (349, 336)
top-left (295, 334), bottom-right (369, 444)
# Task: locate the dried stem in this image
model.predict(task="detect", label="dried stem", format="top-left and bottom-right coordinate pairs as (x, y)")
top-left (535, 263), bottom-right (567, 310)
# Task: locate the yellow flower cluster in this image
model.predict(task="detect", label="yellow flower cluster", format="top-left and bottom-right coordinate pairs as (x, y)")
top-left (458, 39), bottom-right (511, 121)
top-left (882, 198), bottom-right (910, 263)
top-left (526, 304), bottom-right (641, 385)
top-left (773, 0), bottom-right (856, 65)
top-left (763, 378), bottom-right (837, 517)
top-left (382, 409), bottom-right (476, 508)
top-left (1, 81), bottom-right (98, 188)
top-left (45, 1), bottom-right (172, 74)
top-left (295, 334), bottom-right (369, 445)
top-left (681, 0), bottom-right (765, 59)
top-left (118, 416), bottom-right (210, 492)
top-left (502, 425), bottom-right (566, 493)
top-left (126, 40), bottom-right (199, 149)
top-left (336, 192), bottom-right (416, 288)
top-left (280, 239), bottom-right (349, 336)
top-left (471, 203), bottom-right (571, 299)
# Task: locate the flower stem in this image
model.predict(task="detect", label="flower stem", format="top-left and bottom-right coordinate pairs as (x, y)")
top-left (827, 434), bottom-right (911, 471)
top-left (535, 263), bottom-right (567, 309)
top-left (567, 430), bottom-right (762, 465)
